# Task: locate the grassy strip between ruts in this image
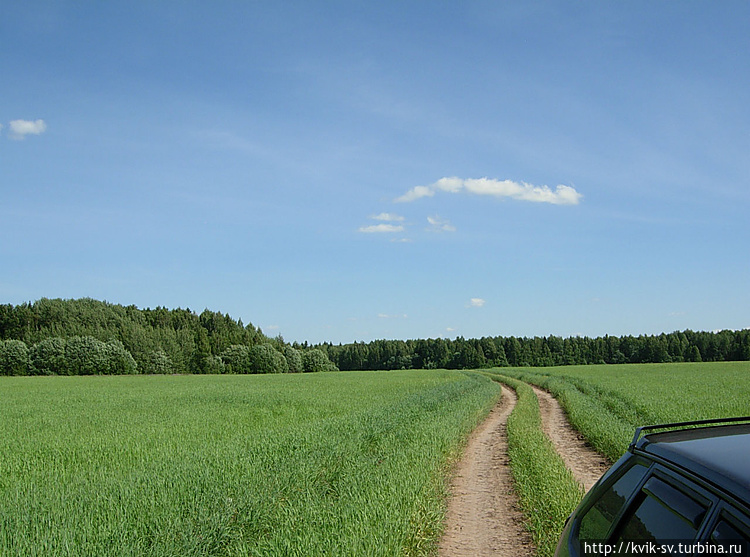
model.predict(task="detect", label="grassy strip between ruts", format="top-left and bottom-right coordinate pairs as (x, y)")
top-left (0, 370), bottom-right (500, 557)
top-left (482, 372), bottom-right (584, 557)
top-left (495, 369), bottom-right (632, 463)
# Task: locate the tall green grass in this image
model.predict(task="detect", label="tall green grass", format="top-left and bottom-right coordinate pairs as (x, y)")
top-left (499, 362), bottom-right (750, 462)
top-left (0, 370), bottom-right (499, 556)
top-left (483, 373), bottom-right (583, 557)
top-left (479, 362), bottom-right (750, 557)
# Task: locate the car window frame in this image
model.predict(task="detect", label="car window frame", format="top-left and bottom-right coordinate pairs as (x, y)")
top-left (701, 501), bottom-right (750, 544)
top-left (571, 456), bottom-right (653, 549)
top-left (609, 468), bottom-right (716, 543)
top-left (571, 459), bottom-right (727, 556)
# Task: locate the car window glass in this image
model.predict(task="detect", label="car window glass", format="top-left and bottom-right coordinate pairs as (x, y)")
top-left (614, 477), bottom-right (708, 544)
top-left (578, 463), bottom-right (649, 543)
top-left (710, 512), bottom-right (750, 555)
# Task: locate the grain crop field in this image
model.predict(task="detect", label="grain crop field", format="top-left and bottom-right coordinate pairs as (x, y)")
top-left (483, 362), bottom-right (750, 557)
top-left (500, 361), bottom-right (750, 461)
top-left (0, 370), bottom-right (499, 556)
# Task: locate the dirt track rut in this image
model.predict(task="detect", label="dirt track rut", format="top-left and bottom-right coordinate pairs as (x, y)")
top-left (531, 385), bottom-right (611, 492)
top-left (439, 384), bottom-right (534, 556)
top-left (439, 380), bottom-right (611, 556)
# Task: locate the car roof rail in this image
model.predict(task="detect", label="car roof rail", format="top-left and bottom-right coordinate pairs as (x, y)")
top-left (629, 416), bottom-right (750, 451)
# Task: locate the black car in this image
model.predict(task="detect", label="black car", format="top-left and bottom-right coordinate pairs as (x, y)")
top-left (555, 417), bottom-right (750, 557)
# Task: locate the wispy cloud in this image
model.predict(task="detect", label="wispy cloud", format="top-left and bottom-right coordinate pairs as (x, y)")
top-left (395, 185), bottom-right (435, 203)
top-left (358, 223), bottom-right (405, 234)
top-left (426, 215), bottom-right (456, 232)
top-left (371, 212), bottom-right (405, 222)
top-left (196, 129), bottom-right (275, 159)
top-left (359, 212), bottom-right (407, 235)
top-left (468, 298), bottom-right (486, 308)
top-left (396, 177), bottom-right (582, 205)
top-left (8, 119), bottom-right (47, 140)
top-left (377, 313), bottom-right (408, 319)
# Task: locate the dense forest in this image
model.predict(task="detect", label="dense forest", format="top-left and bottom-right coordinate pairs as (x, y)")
top-left (0, 298), bottom-right (337, 376)
top-left (1, 298), bottom-right (748, 376)
top-left (314, 329), bottom-right (750, 371)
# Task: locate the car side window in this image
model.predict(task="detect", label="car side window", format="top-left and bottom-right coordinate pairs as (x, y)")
top-left (578, 463), bottom-right (649, 544)
top-left (710, 511), bottom-right (750, 554)
top-left (613, 476), bottom-right (709, 544)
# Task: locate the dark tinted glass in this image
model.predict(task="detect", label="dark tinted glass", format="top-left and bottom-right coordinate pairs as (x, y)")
top-left (578, 463), bottom-right (648, 543)
top-left (712, 519), bottom-right (748, 541)
top-left (615, 477), bottom-right (707, 544)
top-left (711, 513), bottom-right (750, 556)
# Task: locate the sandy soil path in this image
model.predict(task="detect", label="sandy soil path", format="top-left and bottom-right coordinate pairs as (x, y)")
top-left (439, 380), bottom-right (614, 555)
top-left (531, 385), bottom-right (611, 492)
top-left (438, 384), bottom-right (535, 557)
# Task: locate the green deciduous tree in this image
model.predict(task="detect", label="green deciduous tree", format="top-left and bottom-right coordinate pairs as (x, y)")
top-left (203, 355), bottom-right (226, 374)
top-left (251, 344), bottom-right (289, 374)
top-left (687, 345), bottom-right (702, 362)
top-left (220, 345), bottom-right (253, 374)
top-left (283, 345), bottom-right (303, 373)
top-left (29, 337), bottom-right (67, 375)
top-left (148, 350), bottom-right (173, 374)
top-left (303, 349), bottom-right (338, 372)
top-left (0, 339), bottom-right (29, 375)
top-left (65, 336), bottom-right (108, 375)
top-left (105, 340), bottom-right (138, 374)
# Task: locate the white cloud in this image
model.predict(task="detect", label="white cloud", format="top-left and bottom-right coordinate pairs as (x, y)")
top-left (396, 177), bottom-right (582, 205)
top-left (394, 184), bottom-right (434, 203)
top-left (378, 313), bottom-right (408, 319)
top-left (359, 212), bottom-right (407, 236)
top-left (433, 177), bottom-right (464, 193)
top-left (358, 223), bottom-right (405, 233)
top-left (469, 298), bottom-right (486, 308)
top-left (426, 215), bottom-right (456, 232)
top-left (8, 119), bottom-right (47, 140)
top-left (371, 212), bottom-right (405, 222)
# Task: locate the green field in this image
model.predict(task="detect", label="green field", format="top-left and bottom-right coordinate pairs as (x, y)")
top-left (499, 361), bottom-right (750, 461)
top-left (483, 362), bottom-right (750, 557)
top-left (3, 362), bottom-right (749, 556)
top-left (0, 370), bottom-right (499, 556)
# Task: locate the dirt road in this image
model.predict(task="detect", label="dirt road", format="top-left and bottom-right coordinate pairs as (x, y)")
top-left (438, 384), bottom-right (534, 557)
top-left (439, 381), bottom-right (611, 556)
top-left (532, 385), bottom-right (611, 492)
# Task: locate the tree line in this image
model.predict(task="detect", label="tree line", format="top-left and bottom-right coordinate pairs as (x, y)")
top-left (0, 298), bottom-right (337, 376)
top-left (312, 329), bottom-right (750, 371)
top-left (1, 298), bottom-right (748, 376)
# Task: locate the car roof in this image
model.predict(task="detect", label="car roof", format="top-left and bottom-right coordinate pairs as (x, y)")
top-left (637, 423), bottom-right (750, 507)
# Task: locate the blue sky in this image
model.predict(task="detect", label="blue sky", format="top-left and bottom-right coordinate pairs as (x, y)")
top-left (2, 1), bottom-right (749, 344)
